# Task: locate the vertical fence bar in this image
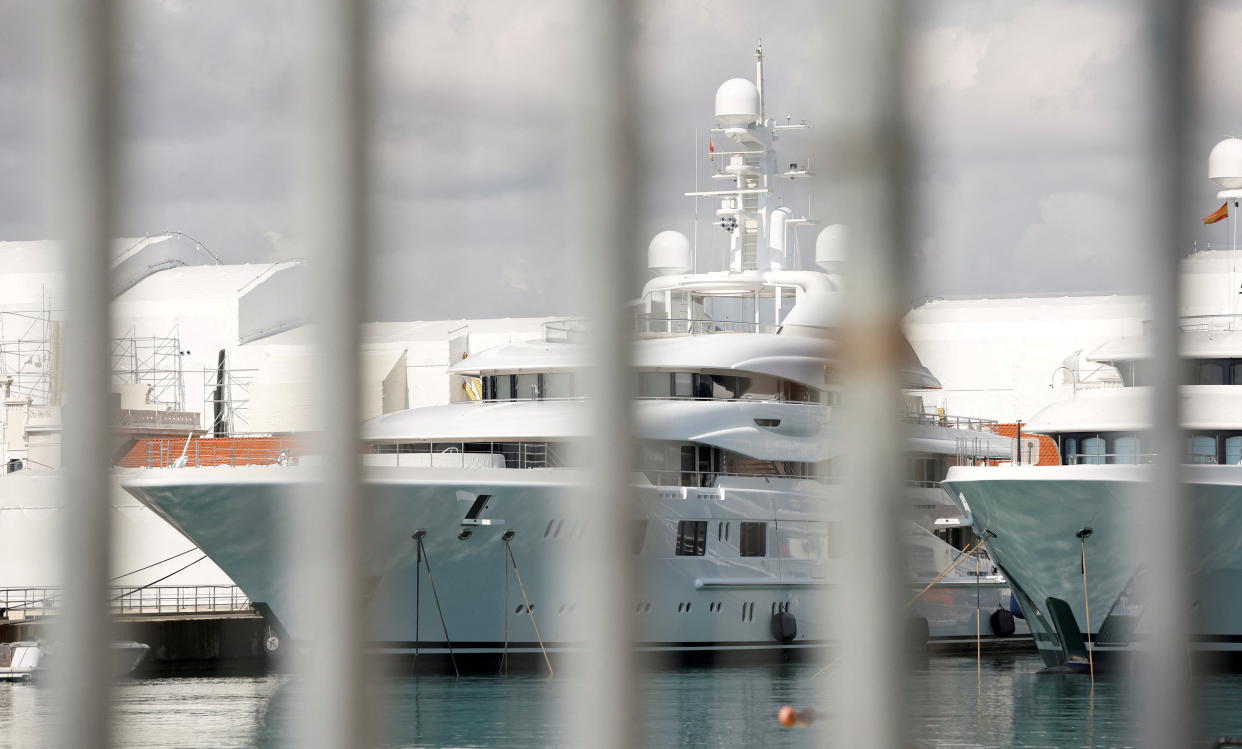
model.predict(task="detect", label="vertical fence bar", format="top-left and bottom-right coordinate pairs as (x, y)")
top-left (290, 1), bottom-right (369, 747)
top-left (565, 0), bottom-right (638, 746)
top-left (1134, 2), bottom-right (1194, 747)
top-left (45, 1), bottom-right (119, 747)
top-left (820, 1), bottom-right (911, 747)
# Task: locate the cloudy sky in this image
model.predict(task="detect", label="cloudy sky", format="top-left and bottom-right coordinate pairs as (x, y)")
top-left (1, 0), bottom-right (1240, 320)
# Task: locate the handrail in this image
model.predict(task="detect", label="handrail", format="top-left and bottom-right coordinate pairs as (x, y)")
top-left (0, 584), bottom-right (251, 618)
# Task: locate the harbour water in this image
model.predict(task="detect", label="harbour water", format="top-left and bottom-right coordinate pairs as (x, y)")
top-left (4, 654), bottom-right (1242, 747)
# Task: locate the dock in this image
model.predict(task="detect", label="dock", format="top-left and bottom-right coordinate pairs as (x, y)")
top-left (0, 585), bottom-right (272, 675)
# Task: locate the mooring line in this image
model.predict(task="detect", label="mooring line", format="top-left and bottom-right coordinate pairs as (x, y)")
top-left (504, 538), bottom-right (554, 677)
top-left (417, 536), bottom-right (459, 678)
top-left (501, 540), bottom-right (510, 676)
top-left (907, 537), bottom-right (987, 608)
top-left (1079, 532), bottom-right (1095, 684)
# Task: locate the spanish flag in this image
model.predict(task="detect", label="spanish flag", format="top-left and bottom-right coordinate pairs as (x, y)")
top-left (708, 139), bottom-right (715, 161)
top-left (1204, 202), bottom-right (1229, 225)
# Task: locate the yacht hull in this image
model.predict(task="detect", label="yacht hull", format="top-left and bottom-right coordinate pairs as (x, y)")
top-left (943, 464), bottom-right (1242, 668)
top-left (124, 465), bottom-right (1025, 658)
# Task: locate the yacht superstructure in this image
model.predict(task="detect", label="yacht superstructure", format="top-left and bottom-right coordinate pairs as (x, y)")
top-left (943, 138), bottom-right (1242, 670)
top-left (124, 48), bottom-right (1023, 661)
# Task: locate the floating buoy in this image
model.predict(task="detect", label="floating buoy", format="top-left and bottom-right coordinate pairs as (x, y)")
top-left (777, 705), bottom-right (817, 728)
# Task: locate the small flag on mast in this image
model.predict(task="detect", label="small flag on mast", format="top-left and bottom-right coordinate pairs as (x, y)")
top-left (708, 139), bottom-right (715, 161)
top-left (1204, 202), bottom-right (1229, 224)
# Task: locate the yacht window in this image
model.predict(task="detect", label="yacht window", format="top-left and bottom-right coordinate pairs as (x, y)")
top-left (1231, 363), bottom-right (1242, 386)
top-left (675, 520), bottom-right (707, 556)
top-left (672, 372), bottom-right (695, 398)
top-left (1196, 361), bottom-right (1225, 385)
top-left (1063, 436), bottom-right (1078, 465)
top-left (710, 374), bottom-right (747, 399)
top-left (1188, 434), bottom-right (1218, 464)
top-left (1227, 436), bottom-right (1242, 466)
top-left (1081, 436), bottom-right (1106, 465)
top-left (542, 372), bottom-right (574, 399)
top-left (515, 373), bottom-right (540, 400)
top-left (494, 374), bottom-right (515, 400)
top-left (739, 522), bottom-right (767, 557)
top-left (1110, 436), bottom-right (1140, 464)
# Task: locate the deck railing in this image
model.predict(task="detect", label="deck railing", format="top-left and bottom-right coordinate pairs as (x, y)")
top-left (1, 585), bottom-right (251, 619)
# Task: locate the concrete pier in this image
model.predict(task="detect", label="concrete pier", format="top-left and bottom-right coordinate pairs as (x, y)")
top-left (0, 612), bottom-right (272, 676)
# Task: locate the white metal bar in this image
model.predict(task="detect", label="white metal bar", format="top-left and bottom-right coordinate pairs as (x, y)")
top-left (565, 0), bottom-right (639, 746)
top-left (1134, 2), bottom-right (1195, 747)
top-left (45, 1), bottom-right (119, 747)
top-left (820, 1), bottom-right (911, 747)
top-left (290, 1), bottom-right (370, 747)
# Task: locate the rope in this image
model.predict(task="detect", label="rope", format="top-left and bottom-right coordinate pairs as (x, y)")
top-left (808, 655), bottom-right (840, 681)
top-left (501, 543), bottom-right (510, 676)
top-left (811, 537), bottom-right (990, 684)
top-left (412, 538), bottom-right (421, 674)
top-left (906, 537), bottom-right (987, 608)
top-left (111, 555), bottom-right (207, 601)
top-left (976, 552), bottom-right (982, 679)
top-left (417, 537), bottom-right (459, 677)
top-left (504, 539), bottom-right (554, 677)
top-left (1080, 536), bottom-right (1095, 683)
top-left (110, 548), bottom-right (198, 582)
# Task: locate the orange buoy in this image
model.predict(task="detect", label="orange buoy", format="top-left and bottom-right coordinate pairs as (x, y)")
top-left (777, 706), bottom-right (816, 728)
top-left (778, 705), bottom-right (797, 728)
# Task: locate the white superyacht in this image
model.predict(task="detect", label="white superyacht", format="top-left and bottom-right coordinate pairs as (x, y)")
top-left (943, 138), bottom-right (1242, 670)
top-left (124, 50), bottom-right (1022, 664)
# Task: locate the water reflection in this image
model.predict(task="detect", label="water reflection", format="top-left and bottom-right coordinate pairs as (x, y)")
top-left (3, 655), bottom-right (1242, 747)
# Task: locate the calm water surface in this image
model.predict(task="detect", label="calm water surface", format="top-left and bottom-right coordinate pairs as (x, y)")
top-left (4, 654), bottom-right (1242, 747)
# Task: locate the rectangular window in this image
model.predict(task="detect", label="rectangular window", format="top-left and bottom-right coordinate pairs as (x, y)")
top-left (739, 522), bottom-right (767, 557)
top-left (516, 373), bottom-right (540, 400)
top-left (672, 371), bottom-right (694, 398)
top-left (675, 520), bottom-right (707, 556)
top-left (494, 374), bottom-right (514, 400)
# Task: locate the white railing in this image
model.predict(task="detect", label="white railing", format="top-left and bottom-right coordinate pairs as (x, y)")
top-left (1, 586), bottom-right (251, 619)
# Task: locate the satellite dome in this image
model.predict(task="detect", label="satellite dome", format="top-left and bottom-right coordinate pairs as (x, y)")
top-left (1209, 138), bottom-right (1242, 190)
top-left (815, 224), bottom-right (847, 273)
top-left (648, 230), bottom-right (692, 275)
top-left (715, 78), bottom-right (760, 127)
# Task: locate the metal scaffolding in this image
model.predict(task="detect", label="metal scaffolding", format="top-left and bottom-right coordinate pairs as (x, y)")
top-left (0, 307), bottom-right (57, 405)
top-left (110, 327), bottom-right (184, 411)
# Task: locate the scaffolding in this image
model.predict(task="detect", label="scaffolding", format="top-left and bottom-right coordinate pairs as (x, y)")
top-left (0, 305), bottom-right (57, 406)
top-left (110, 326), bottom-right (185, 411)
top-left (202, 364), bottom-right (255, 435)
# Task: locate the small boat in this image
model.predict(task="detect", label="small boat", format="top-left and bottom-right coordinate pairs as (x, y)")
top-left (0, 640), bottom-right (151, 682)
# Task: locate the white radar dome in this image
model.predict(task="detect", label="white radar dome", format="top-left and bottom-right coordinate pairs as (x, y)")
top-left (1209, 138), bottom-right (1242, 190)
top-left (815, 224), bottom-right (847, 273)
top-left (715, 78), bottom-right (760, 127)
top-left (648, 230), bottom-right (692, 275)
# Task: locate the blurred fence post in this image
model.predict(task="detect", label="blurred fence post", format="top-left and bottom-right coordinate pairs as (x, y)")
top-left (819, 1), bottom-right (912, 747)
top-left (45, 1), bottom-right (120, 747)
top-left (1134, 2), bottom-right (1195, 747)
top-left (565, 0), bottom-right (639, 747)
top-left (290, 1), bottom-right (370, 748)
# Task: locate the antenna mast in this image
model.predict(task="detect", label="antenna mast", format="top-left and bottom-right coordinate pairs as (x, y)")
top-left (755, 40), bottom-right (765, 122)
